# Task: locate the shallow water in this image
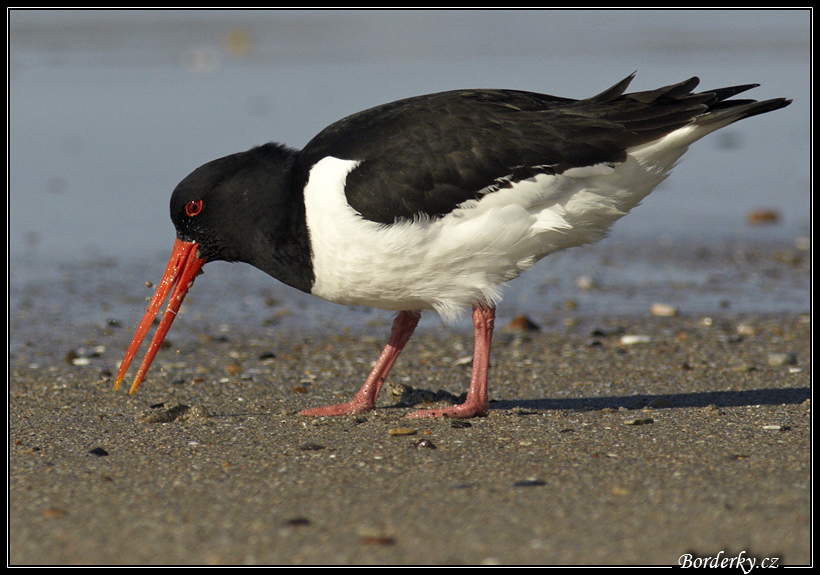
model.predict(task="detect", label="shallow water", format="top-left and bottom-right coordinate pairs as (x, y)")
top-left (9, 9), bottom-right (811, 333)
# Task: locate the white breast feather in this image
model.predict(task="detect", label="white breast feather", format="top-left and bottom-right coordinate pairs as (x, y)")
top-left (304, 125), bottom-right (701, 323)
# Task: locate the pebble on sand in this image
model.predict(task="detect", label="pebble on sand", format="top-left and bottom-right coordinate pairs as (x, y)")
top-left (747, 208), bottom-right (781, 225)
top-left (650, 303), bottom-right (679, 317)
top-left (620, 334), bottom-right (651, 345)
top-left (767, 352), bottom-right (797, 367)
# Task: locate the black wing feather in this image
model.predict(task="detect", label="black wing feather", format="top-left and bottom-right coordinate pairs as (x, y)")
top-left (297, 74), bottom-right (788, 224)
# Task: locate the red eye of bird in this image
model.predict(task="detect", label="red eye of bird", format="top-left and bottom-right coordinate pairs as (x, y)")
top-left (185, 200), bottom-right (203, 217)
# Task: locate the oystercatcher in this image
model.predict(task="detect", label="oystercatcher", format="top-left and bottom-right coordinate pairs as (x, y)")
top-left (114, 73), bottom-right (791, 418)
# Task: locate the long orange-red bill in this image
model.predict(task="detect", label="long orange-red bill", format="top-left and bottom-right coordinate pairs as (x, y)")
top-left (114, 238), bottom-right (206, 395)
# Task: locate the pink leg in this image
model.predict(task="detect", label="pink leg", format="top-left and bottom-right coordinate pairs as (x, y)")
top-left (406, 306), bottom-right (494, 419)
top-left (299, 310), bottom-right (420, 416)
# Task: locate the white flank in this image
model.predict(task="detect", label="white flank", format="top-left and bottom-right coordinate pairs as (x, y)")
top-left (304, 123), bottom-right (711, 323)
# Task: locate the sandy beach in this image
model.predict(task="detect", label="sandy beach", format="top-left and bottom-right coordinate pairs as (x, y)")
top-left (9, 238), bottom-right (810, 565)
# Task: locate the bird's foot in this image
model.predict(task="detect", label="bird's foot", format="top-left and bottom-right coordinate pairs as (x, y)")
top-left (405, 400), bottom-right (489, 419)
top-left (298, 399), bottom-right (374, 417)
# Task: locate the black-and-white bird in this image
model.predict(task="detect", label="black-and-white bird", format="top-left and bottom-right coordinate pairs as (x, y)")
top-left (114, 73), bottom-right (791, 418)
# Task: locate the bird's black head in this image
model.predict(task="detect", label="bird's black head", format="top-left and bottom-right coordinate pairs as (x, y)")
top-left (170, 143), bottom-right (299, 264)
top-left (115, 143), bottom-right (302, 396)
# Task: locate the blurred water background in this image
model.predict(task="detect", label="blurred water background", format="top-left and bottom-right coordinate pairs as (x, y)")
top-left (8, 9), bottom-right (811, 332)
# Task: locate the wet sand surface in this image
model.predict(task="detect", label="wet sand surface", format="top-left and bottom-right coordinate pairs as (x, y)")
top-left (8, 238), bottom-right (810, 565)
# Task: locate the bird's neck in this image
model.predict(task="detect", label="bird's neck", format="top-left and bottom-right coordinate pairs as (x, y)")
top-left (251, 191), bottom-right (314, 294)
